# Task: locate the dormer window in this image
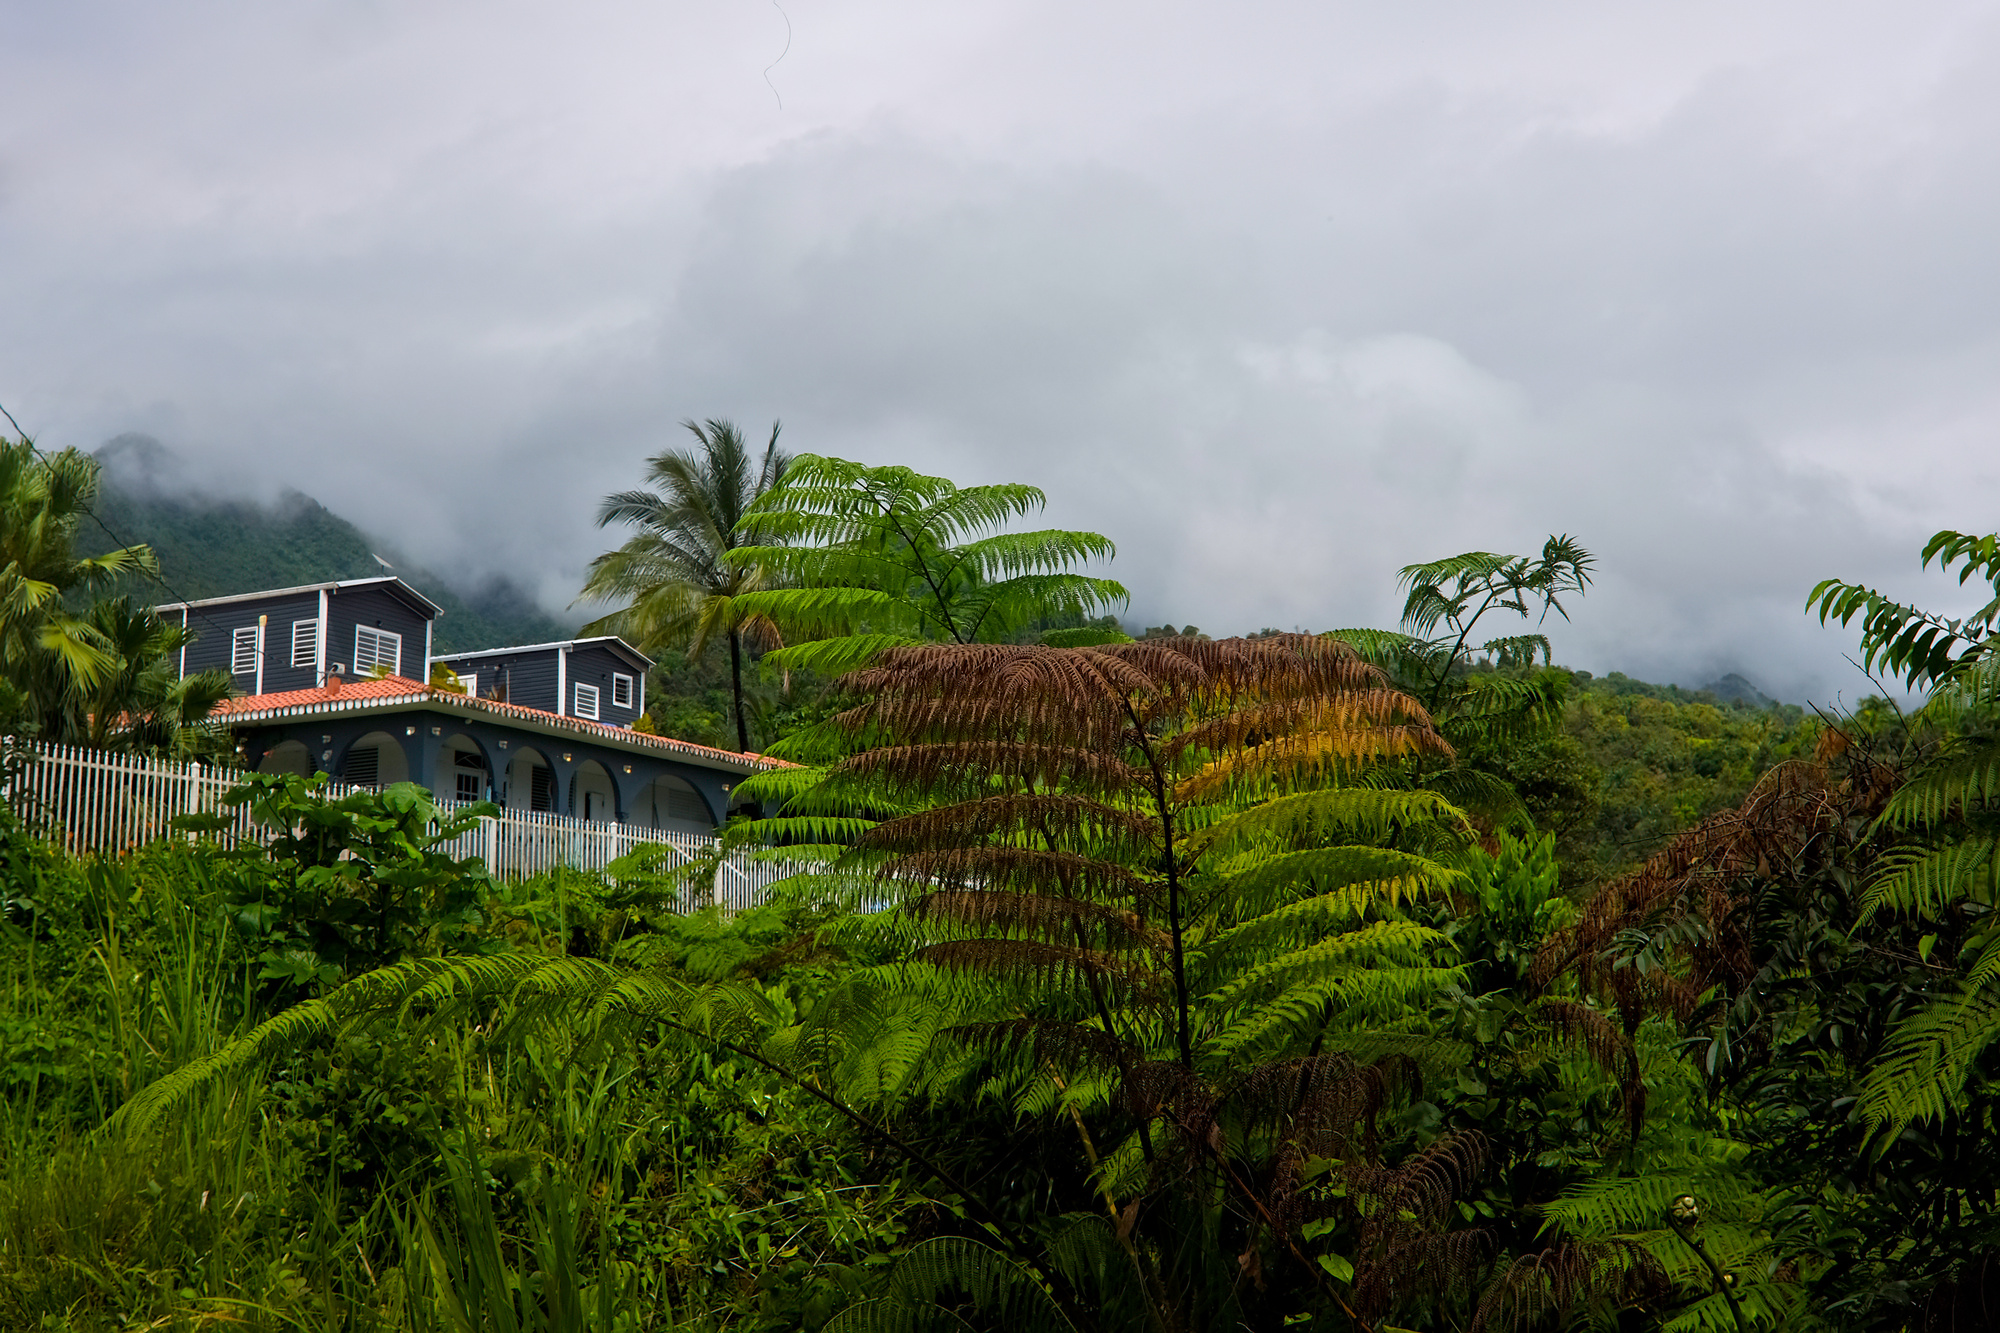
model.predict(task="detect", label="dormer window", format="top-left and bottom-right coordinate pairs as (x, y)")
top-left (574, 682), bottom-right (600, 720)
top-left (611, 673), bottom-right (634, 709)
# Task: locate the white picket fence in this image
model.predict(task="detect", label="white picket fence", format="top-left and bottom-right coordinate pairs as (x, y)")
top-left (1, 740), bottom-right (799, 911)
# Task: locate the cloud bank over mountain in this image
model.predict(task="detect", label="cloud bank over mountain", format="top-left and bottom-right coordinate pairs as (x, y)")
top-left (3, 1), bottom-right (1996, 703)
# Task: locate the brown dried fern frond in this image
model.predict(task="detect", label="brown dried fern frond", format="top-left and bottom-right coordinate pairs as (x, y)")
top-left (1123, 1057), bottom-right (1209, 1122)
top-left (843, 741), bottom-right (1151, 797)
top-left (1344, 1131), bottom-right (1494, 1320)
top-left (1534, 999), bottom-right (1646, 1138)
top-left (914, 938), bottom-right (1163, 1001)
top-left (890, 848), bottom-right (1152, 903)
top-left (1348, 1128), bottom-right (1489, 1233)
top-left (862, 794), bottom-right (1159, 856)
top-left (1532, 757), bottom-right (1866, 1019)
top-left (1225, 1053), bottom-right (1415, 1150)
top-left (1470, 1241), bottom-right (1672, 1333)
top-left (906, 887), bottom-right (1166, 952)
top-left (947, 1017), bottom-right (1140, 1078)
top-left (1354, 1227), bottom-right (1496, 1324)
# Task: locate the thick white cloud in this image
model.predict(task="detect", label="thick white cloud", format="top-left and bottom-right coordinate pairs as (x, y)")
top-left (2, 1), bottom-right (1996, 701)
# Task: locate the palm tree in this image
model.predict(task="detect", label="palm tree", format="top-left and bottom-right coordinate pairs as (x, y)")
top-left (71, 597), bottom-right (236, 758)
top-left (0, 437), bottom-right (159, 731)
top-left (576, 419), bottom-right (792, 753)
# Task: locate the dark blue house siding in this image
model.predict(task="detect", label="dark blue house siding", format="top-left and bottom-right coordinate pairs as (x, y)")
top-left (563, 644), bottom-right (646, 727)
top-left (326, 585), bottom-right (431, 681)
top-left (436, 648), bottom-right (560, 712)
top-left (178, 591), bottom-right (323, 694)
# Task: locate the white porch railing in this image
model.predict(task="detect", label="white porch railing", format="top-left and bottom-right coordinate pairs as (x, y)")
top-left (2, 740), bottom-right (801, 910)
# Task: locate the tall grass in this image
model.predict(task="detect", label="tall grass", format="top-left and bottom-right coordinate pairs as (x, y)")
top-left (0, 835), bottom-right (891, 1331)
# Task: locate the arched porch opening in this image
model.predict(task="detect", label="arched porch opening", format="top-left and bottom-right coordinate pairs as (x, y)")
top-left (504, 747), bottom-right (558, 813)
top-left (340, 730), bottom-right (410, 788)
top-left (440, 733), bottom-right (497, 805)
top-left (572, 760), bottom-right (617, 822)
top-left (257, 739), bottom-right (313, 777)
top-left (638, 774), bottom-right (715, 833)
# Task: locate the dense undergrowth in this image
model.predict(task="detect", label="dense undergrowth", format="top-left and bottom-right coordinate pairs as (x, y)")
top-left (0, 798), bottom-right (927, 1331)
top-left (0, 658), bottom-right (1989, 1332)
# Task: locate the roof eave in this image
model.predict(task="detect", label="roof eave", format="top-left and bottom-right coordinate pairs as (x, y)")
top-left (220, 690), bottom-right (775, 775)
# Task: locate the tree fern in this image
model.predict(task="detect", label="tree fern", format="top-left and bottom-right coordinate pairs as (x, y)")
top-left (726, 455), bottom-right (1127, 673)
top-left (821, 1236), bottom-right (1080, 1333)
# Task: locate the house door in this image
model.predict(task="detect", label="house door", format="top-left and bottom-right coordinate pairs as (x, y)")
top-left (584, 790), bottom-right (602, 821)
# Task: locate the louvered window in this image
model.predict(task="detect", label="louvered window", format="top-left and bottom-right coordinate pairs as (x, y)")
top-left (291, 620), bottom-right (320, 668)
top-left (574, 683), bottom-right (600, 720)
top-left (658, 780), bottom-right (710, 829)
top-left (354, 626), bottom-right (401, 676)
top-left (344, 746), bottom-right (380, 786)
top-left (611, 673), bottom-right (634, 708)
top-left (231, 627), bottom-right (259, 676)
top-left (530, 766), bottom-right (557, 812)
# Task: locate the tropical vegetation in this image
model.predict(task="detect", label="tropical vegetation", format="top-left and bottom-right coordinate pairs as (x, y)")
top-left (0, 435), bottom-right (233, 755)
top-left (6, 429), bottom-right (2000, 1331)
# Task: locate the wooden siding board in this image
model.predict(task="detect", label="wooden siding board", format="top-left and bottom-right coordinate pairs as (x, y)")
top-left (434, 647), bottom-right (560, 712)
top-left (180, 591), bottom-right (323, 692)
top-left (328, 586), bottom-right (432, 682)
top-left (564, 643), bottom-right (646, 727)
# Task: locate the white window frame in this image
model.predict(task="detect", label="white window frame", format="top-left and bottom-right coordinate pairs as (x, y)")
top-left (291, 619), bottom-right (320, 669)
top-left (611, 673), bottom-right (634, 709)
top-left (354, 626), bottom-right (402, 677)
top-left (573, 682), bottom-right (600, 720)
top-left (231, 626), bottom-right (259, 676)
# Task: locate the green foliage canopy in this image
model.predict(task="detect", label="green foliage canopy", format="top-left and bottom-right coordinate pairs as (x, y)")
top-left (726, 456), bottom-right (1130, 675)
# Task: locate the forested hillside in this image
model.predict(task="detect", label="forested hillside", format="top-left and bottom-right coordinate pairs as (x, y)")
top-left (76, 435), bottom-right (572, 653)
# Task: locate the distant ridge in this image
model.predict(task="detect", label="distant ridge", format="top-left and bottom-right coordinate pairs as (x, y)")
top-left (1698, 672), bottom-right (1780, 709)
top-left (79, 434), bottom-right (575, 654)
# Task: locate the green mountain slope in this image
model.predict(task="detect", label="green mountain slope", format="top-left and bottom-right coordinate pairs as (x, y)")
top-left (77, 435), bottom-right (573, 655)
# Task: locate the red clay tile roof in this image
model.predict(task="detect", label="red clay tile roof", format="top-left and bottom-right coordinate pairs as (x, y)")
top-left (211, 676), bottom-right (787, 772)
top-left (212, 675), bottom-right (433, 713)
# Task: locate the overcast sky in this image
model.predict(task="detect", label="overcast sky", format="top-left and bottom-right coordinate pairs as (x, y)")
top-left (4, 1), bottom-right (1997, 702)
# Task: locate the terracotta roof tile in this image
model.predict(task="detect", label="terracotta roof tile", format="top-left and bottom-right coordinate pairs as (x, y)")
top-left (210, 676), bottom-right (788, 770)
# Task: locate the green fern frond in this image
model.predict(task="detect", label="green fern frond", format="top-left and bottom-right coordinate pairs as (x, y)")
top-left (1193, 788), bottom-right (1472, 860)
top-left (1203, 967), bottom-right (1465, 1059)
top-left (1202, 919), bottom-right (1451, 1009)
top-left (1212, 846), bottom-right (1467, 922)
top-left (1856, 985), bottom-right (2000, 1130)
top-left (821, 1236), bottom-right (1078, 1333)
top-left (1540, 1172), bottom-right (1758, 1239)
top-left (1878, 739), bottom-right (2000, 831)
top-left (1857, 835), bottom-right (2000, 922)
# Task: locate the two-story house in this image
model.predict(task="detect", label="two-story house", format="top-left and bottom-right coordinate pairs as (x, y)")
top-left (158, 579), bottom-right (778, 831)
